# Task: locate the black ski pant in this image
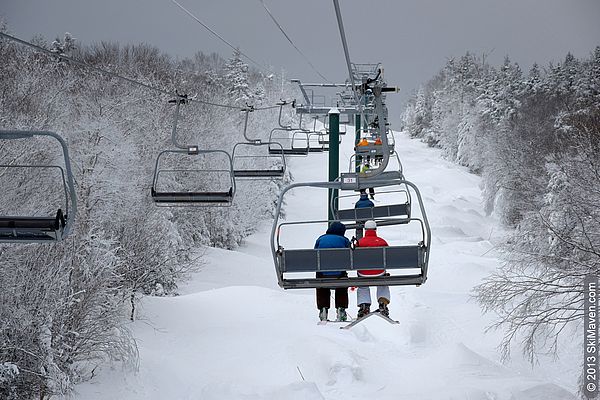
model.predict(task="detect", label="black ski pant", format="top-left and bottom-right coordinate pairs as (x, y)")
top-left (316, 272), bottom-right (348, 309)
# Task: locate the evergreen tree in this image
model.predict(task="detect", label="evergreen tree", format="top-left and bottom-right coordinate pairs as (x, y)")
top-left (224, 49), bottom-right (253, 104)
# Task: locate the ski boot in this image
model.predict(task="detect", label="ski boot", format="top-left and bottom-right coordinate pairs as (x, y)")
top-left (357, 303), bottom-right (370, 319)
top-left (378, 299), bottom-right (390, 317)
top-left (319, 307), bottom-right (329, 322)
top-left (336, 308), bottom-right (348, 322)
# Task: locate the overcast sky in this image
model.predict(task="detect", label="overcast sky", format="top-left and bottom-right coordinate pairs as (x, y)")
top-left (2, 0), bottom-right (599, 124)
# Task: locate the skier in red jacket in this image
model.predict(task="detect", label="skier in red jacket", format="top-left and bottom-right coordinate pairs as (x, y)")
top-left (356, 220), bottom-right (391, 318)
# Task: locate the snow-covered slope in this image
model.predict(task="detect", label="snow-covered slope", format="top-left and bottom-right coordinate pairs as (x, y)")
top-left (75, 130), bottom-right (578, 399)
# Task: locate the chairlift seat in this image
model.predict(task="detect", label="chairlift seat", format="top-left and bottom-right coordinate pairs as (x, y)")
top-left (233, 167), bottom-right (285, 178)
top-left (0, 209), bottom-right (66, 242)
top-left (151, 188), bottom-right (233, 204)
top-left (270, 147), bottom-right (309, 156)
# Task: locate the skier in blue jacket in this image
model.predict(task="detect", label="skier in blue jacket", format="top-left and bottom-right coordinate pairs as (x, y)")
top-left (354, 190), bottom-right (375, 239)
top-left (314, 221), bottom-right (351, 322)
top-left (355, 190), bottom-right (375, 209)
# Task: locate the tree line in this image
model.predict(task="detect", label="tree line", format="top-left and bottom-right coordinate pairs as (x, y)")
top-left (0, 26), bottom-right (295, 399)
top-left (402, 48), bottom-right (600, 372)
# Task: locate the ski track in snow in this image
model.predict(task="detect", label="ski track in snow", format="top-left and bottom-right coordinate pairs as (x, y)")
top-left (75, 130), bottom-right (578, 400)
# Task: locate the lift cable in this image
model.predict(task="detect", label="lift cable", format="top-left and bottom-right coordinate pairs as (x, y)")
top-left (171, 0), bottom-right (277, 79)
top-left (0, 31), bottom-right (280, 111)
top-left (258, 0), bottom-right (330, 83)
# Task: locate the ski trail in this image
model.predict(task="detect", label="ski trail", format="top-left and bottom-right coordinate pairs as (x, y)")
top-left (75, 129), bottom-right (577, 399)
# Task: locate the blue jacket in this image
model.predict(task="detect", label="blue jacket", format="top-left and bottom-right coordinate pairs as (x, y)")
top-left (355, 194), bottom-right (374, 209)
top-left (314, 221), bottom-right (351, 276)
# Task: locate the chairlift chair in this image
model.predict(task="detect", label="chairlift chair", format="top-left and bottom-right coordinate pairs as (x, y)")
top-left (307, 133), bottom-right (325, 153)
top-left (317, 130), bottom-right (342, 146)
top-left (232, 141), bottom-right (286, 179)
top-left (268, 128), bottom-right (309, 156)
top-left (232, 107), bottom-right (286, 179)
top-left (271, 179), bottom-right (430, 289)
top-left (349, 150), bottom-right (404, 181)
top-left (339, 113), bottom-right (352, 134)
top-left (317, 133), bottom-right (329, 146)
top-left (151, 147), bottom-right (235, 206)
top-left (339, 113), bottom-right (353, 125)
top-left (0, 130), bottom-right (77, 243)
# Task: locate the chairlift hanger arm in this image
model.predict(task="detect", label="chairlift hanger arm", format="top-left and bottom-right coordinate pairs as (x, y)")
top-left (240, 107), bottom-right (262, 143)
top-left (296, 83), bottom-right (352, 88)
top-left (276, 102), bottom-right (293, 129)
top-left (291, 79), bottom-right (312, 108)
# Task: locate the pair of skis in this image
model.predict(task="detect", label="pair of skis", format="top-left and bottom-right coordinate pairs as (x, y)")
top-left (318, 310), bottom-right (398, 329)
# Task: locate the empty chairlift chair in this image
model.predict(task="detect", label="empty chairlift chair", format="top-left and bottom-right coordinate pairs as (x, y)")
top-left (307, 133), bottom-right (325, 153)
top-left (0, 130), bottom-right (77, 243)
top-left (268, 128), bottom-right (309, 156)
top-left (151, 146), bottom-right (235, 206)
top-left (267, 101), bottom-right (309, 156)
top-left (232, 141), bottom-right (286, 179)
top-left (339, 113), bottom-right (352, 135)
top-left (270, 180), bottom-right (431, 289)
top-left (231, 107), bottom-right (286, 179)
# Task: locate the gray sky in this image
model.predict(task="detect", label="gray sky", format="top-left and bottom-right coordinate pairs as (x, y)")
top-left (2, 0), bottom-right (600, 125)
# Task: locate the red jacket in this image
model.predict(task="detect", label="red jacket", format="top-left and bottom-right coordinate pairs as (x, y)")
top-left (357, 229), bottom-right (388, 276)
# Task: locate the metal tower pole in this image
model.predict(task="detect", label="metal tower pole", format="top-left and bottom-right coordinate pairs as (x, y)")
top-left (354, 113), bottom-right (361, 172)
top-left (328, 108), bottom-right (340, 221)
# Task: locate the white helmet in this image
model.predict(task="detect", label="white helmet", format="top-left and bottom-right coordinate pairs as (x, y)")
top-left (365, 220), bottom-right (377, 230)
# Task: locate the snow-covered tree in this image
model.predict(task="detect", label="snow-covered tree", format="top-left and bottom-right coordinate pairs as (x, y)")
top-left (402, 48), bottom-right (600, 370)
top-left (224, 49), bottom-right (254, 104)
top-left (0, 27), bottom-right (294, 398)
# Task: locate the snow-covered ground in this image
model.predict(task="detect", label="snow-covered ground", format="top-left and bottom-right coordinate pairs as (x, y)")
top-left (75, 129), bottom-right (579, 399)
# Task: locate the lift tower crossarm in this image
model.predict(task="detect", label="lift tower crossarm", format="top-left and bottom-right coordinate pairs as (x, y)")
top-left (296, 83), bottom-right (351, 88)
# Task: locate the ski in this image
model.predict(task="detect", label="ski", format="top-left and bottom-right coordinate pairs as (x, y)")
top-left (317, 319), bottom-right (352, 325)
top-left (340, 310), bottom-right (398, 330)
